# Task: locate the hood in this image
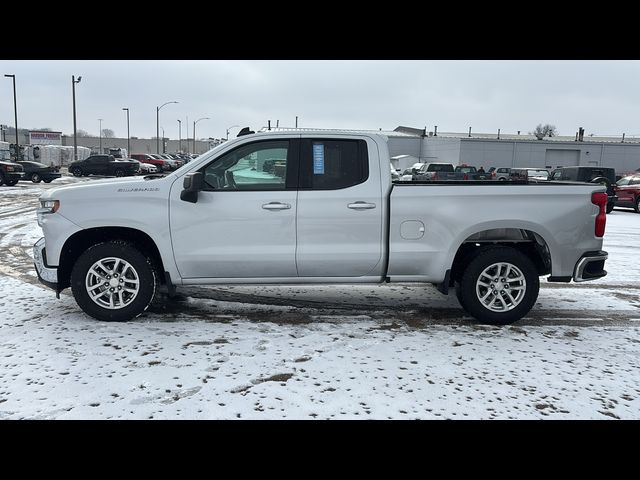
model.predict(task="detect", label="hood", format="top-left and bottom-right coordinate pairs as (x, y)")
top-left (40, 174), bottom-right (173, 201)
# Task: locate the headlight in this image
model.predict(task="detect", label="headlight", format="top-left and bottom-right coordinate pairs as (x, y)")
top-left (40, 200), bottom-right (60, 213)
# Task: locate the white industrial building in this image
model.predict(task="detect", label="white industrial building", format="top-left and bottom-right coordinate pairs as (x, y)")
top-left (388, 126), bottom-right (640, 176)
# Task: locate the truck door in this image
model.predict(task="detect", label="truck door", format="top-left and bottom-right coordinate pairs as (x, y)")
top-left (169, 138), bottom-right (299, 279)
top-left (295, 137), bottom-right (384, 277)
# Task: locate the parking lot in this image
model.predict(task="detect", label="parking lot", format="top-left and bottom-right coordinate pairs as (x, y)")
top-left (1, 176), bottom-right (639, 419)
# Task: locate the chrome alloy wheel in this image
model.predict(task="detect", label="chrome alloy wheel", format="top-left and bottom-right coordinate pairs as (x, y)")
top-left (475, 262), bottom-right (526, 312)
top-left (85, 257), bottom-right (140, 310)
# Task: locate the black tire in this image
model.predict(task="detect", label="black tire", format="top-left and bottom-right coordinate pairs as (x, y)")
top-left (0, 172), bottom-right (5, 186)
top-left (606, 202), bottom-right (614, 214)
top-left (5, 178), bottom-right (18, 186)
top-left (70, 241), bottom-right (158, 321)
top-left (456, 246), bottom-right (540, 325)
top-left (31, 173), bottom-right (42, 183)
top-left (43, 179), bottom-right (53, 183)
top-left (72, 167), bottom-right (83, 177)
top-left (114, 169), bottom-right (125, 177)
top-left (635, 197), bottom-right (640, 214)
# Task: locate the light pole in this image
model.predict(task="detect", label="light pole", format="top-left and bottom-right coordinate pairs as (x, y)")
top-left (226, 124), bottom-right (240, 140)
top-left (98, 118), bottom-right (103, 152)
top-left (177, 119), bottom-right (182, 153)
top-left (161, 127), bottom-right (165, 153)
top-left (185, 116), bottom-right (189, 154)
top-left (156, 101), bottom-right (178, 154)
top-left (193, 117), bottom-right (210, 154)
top-left (122, 107), bottom-right (130, 157)
top-left (72, 75), bottom-right (82, 161)
top-left (4, 74), bottom-right (18, 159)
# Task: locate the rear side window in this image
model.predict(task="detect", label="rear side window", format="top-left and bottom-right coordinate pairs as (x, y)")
top-left (300, 139), bottom-right (368, 190)
top-left (428, 164), bottom-right (454, 172)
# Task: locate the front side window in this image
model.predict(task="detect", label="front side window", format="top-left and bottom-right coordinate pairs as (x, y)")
top-left (300, 139), bottom-right (368, 190)
top-left (202, 140), bottom-right (289, 191)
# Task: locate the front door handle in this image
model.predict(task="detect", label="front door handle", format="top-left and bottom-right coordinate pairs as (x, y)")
top-left (348, 201), bottom-right (376, 210)
top-left (262, 202), bottom-right (291, 210)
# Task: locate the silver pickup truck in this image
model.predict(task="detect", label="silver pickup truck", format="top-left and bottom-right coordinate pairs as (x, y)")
top-left (34, 129), bottom-right (608, 325)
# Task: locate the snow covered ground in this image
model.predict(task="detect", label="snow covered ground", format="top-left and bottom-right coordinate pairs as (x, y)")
top-left (1, 178), bottom-right (639, 419)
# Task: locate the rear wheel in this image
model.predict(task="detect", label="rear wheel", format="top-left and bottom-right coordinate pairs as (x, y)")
top-left (31, 173), bottom-right (42, 183)
top-left (456, 246), bottom-right (539, 325)
top-left (606, 202), bottom-right (614, 214)
top-left (0, 172), bottom-right (5, 186)
top-left (635, 197), bottom-right (640, 214)
top-left (72, 167), bottom-right (83, 177)
top-left (5, 178), bottom-right (18, 186)
top-left (70, 241), bottom-right (158, 321)
top-left (114, 169), bottom-right (125, 177)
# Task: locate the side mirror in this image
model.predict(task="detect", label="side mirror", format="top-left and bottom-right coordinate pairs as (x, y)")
top-left (180, 172), bottom-right (203, 203)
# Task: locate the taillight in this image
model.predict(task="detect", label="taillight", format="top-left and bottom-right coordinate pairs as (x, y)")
top-left (463, 173), bottom-right (469, 180)
top-left (432, 172), bottom-right (438, 180)
top-left (591, 192), bottom-right (607, 237)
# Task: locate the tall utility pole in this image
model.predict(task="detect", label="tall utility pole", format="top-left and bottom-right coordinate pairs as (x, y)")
top-left (156, 101), bottom-right (178, 154)
top-left (177, 119), bottom-right (182, 152)
top-left (122, 108), bottom-right (130, 157)
top-left (193, 117), bottom-right (210, 155)
top-left (185, 116), bottom-right (189, 154)
top-left (98, 118), bottom-right (103, 152)
top-left (4, 74), bottom-right (18, 158)
top-left (72, 75), bottom-right (82, 160)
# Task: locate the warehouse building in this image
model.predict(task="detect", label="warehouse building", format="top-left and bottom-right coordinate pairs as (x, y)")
top-left (389, 126), bottom-right (640, 176)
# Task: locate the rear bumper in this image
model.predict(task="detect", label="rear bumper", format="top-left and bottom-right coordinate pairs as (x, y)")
top-left (573, 250), bottom-right (608, 282)
top-left (33, 237), bottom-right (58, 290)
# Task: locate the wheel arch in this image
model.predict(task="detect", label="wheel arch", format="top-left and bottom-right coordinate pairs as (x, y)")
top-left (57, 226), bottom-right (166, 291)
top-left (448, 227), bottom-right (552, 287)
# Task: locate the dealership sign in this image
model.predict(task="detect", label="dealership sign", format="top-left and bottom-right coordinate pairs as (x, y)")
top-left (29, 130), bottom-right (62, 145)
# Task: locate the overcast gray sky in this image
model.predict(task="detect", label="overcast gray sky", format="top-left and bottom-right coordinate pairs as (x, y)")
top-left (1, 60), bottom-right (638, 140)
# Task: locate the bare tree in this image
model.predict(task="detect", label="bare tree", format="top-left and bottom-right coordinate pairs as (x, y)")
top-left (76, 129), bottom-right (90, 137)
top-left (101, 128), bottom-right (115, 138)
top-left (530, 123), bottom-right (557, 139)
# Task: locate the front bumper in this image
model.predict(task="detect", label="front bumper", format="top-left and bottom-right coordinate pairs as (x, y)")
top-left (573, 250), bottom-right (608, 282)
top-left (4, 172), bottom-right (24, 181)
top-left (33, 237), bottom-right (58, 290)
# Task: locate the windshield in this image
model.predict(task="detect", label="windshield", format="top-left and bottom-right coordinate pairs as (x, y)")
top-left (616, 176), bottom-right (632, 186)
top-left (455, 166), bottom-right (476, 173)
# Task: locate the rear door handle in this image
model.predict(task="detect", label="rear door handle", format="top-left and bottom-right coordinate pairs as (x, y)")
top-left (348, 202), bottom-right (376, 210)
top-left (262, 202), bottom-right (291, 210)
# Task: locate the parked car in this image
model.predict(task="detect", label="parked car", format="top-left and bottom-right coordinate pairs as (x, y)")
top-left (0, 160), bottom-right (24, 186)
top-left (151, 154), bottom-right (180, 170)
top-left (549, 166), bottom-right (617, 213)
top-left (131, 154), bottom-right (169, 171)
top-left (509, 168), bottom-right (550, 181)
top-left (68, 155), bottom-right (139, 177)
top-left (489, 167), bottom-right (511, 181)
top-left (400, 162), bottom-right (425, 181)
top-left (613, 175), bottom-right (640, 213)
top-left (412, 162), bottom-right (455, 181)
top-left (15, 161), bottom-right (62, 183)
top-left (135, 161), bottom-right (158, 175)
top-left (390, 163), bottom-right (401, 181)
top-left (35, 129), bottom-right (609, 326)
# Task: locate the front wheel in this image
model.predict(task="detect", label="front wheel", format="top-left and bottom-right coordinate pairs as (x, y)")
top-left (72, 167), bottom-right (83, 177)
top-left (114, 169), bottom-right (125, 177)
top-left (635, 197), bottom-right (640, 214)
top-left (31, 173), bottom-right (42, 183)
top-left (456, 246), bottom-right (540, 325)
top-left (606, 202), bottom-right (614, 214)
top-left (4, 178), bottom-right (18, 186)
top-left (70, 241), bottom-right (158, 321)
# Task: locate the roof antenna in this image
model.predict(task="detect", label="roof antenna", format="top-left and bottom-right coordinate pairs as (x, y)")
top-left (268, 120), bottom-right (271, 131)
top-left (237, 127), bottom-right (254, 137)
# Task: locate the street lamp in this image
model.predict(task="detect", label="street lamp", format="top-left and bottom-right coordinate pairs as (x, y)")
top-left (98, 118), bottom-right (103, 152)
top-left (4, 74), bottom-right (18, 159)
top-left (226, 124), bottom-right (240, 140)
top-left (122, 108), bottom-right (130, 157)
top-left (193, 117), bottom-right (210, 154)
top-left (161, 127), bottom-right (165, 153)
top-left (156, 101), bottom-right (178, 154)
top-left (177, 119), bottom-right (182, 153)
top-left (72, 75), bottom-right (82, 161)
